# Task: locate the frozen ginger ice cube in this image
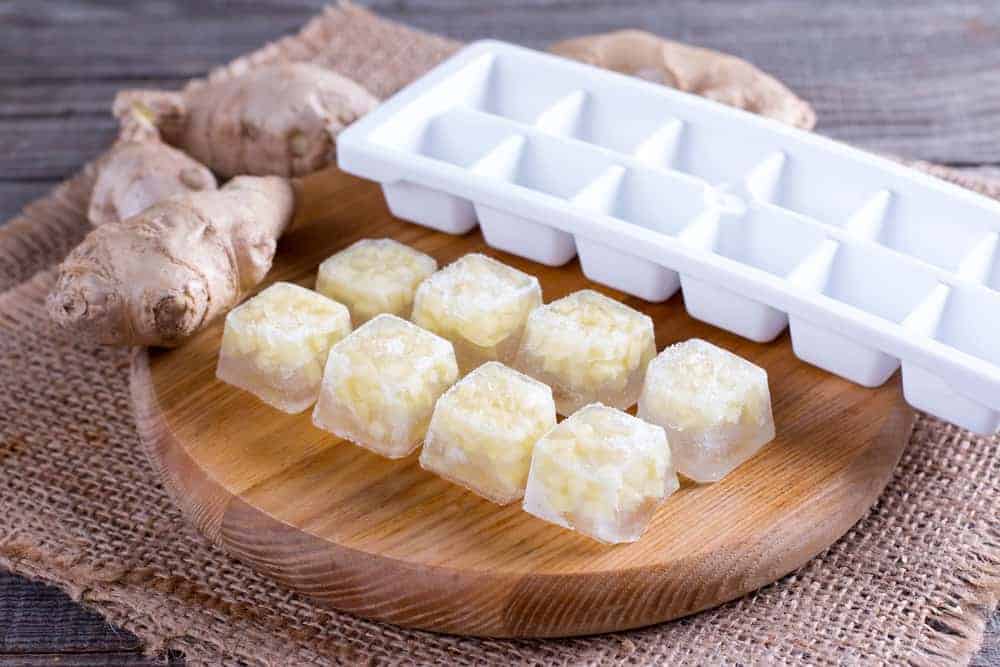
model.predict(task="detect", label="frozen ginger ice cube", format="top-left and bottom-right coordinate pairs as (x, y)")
top-left (312, 314), bottom-right (458, 458)
top-left (638, 339), bottom-right (775, 483)
top-left (315, 238), bottom-right (437, 325)
top-left (514, 289), bottom-right (656, 415)
top-left (523, 403), bottom-right (678, 544)
top-left (411, 253), bottom-right (542, 373)
top-left (420, 362), bottom-right (556, 505)
top-left (216, 282), bottom-right (351, 413)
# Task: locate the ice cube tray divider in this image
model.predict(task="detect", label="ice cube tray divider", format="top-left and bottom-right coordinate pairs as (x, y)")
top-left (337, 40), bottom-right (1000, 434)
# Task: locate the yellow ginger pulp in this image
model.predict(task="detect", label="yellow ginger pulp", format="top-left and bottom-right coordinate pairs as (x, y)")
top-left (517, 289), bottom-right (655, 393)
top-left (637, 338), bottom-right (775, 483)
top-left (412, 253), bottom-right (542, 350)
top-left (421, 362), bottom-right (556, 504)
top-left (641, 338), bottom-right (770, 431)
top-left (524, 404), bottom-right (676, 543)
top-left (315, 238), bottom-right (437, 324)
top-left (315, 314), bottom-right (458, 455)
top-left (219, 282), bottom-right (351, 388)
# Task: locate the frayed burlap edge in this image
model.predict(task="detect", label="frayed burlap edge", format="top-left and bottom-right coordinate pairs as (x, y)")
top-left (1, 3), bottom-right (998, 666)
top-left (914, 524), bottom-right (1000, 665)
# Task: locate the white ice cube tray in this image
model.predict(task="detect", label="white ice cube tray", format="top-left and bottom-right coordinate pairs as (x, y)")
top-left (337, 40), bottom-right (1000, 435)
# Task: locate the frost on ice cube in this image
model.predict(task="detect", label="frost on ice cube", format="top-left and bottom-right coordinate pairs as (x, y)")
top-left (315, 238), bottom-right (438, 325)
top-left (514, 289), bottom-right (656, 415)
top-left (638, 338), bottom-right (775, 483)
top-left (522, 403), bottom-right (678, 544)
top-left (216, 282), bottom-right (351, 413)
top-left (312, 314), bottom-right (458, 459)
top-left (411, 253), bottom-right (542, 373)
top-left (420, 362), bottom-right (556, 505)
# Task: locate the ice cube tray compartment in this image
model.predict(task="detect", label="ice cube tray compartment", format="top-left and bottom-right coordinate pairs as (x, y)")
top-left (541, 88), bottom-right (677, 155)
top-left (902, 286), bottom-right (1000, 433)
top-left (788, 242), bottom-right (942, 387)
top-left (571, 165), bottom-right (715, 300)
top-left (752, 147), bottom-right (889, 226)
top-left (489, 132), bottom-right (617, 199)
top-left (873, 191), bottom-right (999, 275)
top-left (468, 52), bottom-right (582, 124)
top-left (670, 122), bottom-right (779, 187)
top-left (337, 40), bottom-right (1000, 434)
top-left (581, 165), bottom-right (711, 234)
top-left (374, 109), bottom-right (522, 235)
top-left (680, 205), bottom-right (829, 342)
top-left (472, 128), bottom-right (619, 266)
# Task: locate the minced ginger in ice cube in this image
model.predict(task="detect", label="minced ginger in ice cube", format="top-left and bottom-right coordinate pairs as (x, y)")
top-left (420, 362), bottom-right (556, 505)
top-left (315, 238), bottom-right (437, 325)
top-left (216, 282), bottom-right (351, 413)
top-left (411, 253), bottom-right (542, 373)
top-left (522, 403), bottom-right (678, 544)
top-left (638, 338), bottom-right (775, 483)
top-left (514, 289), bottom-right (656, 415)
top-left (312, 314), bottom-right (458, 458)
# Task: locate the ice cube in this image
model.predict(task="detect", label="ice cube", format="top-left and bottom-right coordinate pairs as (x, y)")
top-left (216, 282), bottom-right (351, 413)
top-left (514, 289), bottom-right (656, 415)
top-left (420, 361), bottom-right (556, 505)
top-left (312, 314), bottom-right (459, 458)
top-left (315, 238), bottom-right (437, 325)
top-left (411, 253), bottom-right (542, 373)
top-left (638, 338), bottom-right (775, 483)
top-left (522, 403), bottom-right (678, 544)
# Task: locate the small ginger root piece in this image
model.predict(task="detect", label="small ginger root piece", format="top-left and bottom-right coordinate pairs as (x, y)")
top-left (113, 63), bottom-right (379, 178)
top-left (88, 108), bottom-right (217, 226)
top-left (550, 30), bottom-right (816, 130)
top-left (48, 176), bottom-right (295, 347)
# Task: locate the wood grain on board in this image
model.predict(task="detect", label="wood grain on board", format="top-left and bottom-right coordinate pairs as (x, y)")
top-left (131, 167), bottom-right (914, 637)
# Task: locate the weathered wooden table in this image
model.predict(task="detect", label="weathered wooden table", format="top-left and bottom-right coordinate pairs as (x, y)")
top-left (1, 2), bottom-right (997, 665)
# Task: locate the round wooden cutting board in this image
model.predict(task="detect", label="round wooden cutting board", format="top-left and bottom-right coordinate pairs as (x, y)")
top-left (131, 168), bottom-right (914, 638)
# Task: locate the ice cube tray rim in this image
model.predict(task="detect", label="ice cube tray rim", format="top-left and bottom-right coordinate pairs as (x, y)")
top-left (337, 40), bottom-right (1000, 416)
top-left (343, 41), bottom-right (1000, 228)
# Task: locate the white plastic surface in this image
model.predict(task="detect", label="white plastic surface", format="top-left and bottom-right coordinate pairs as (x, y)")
top-left (337, 40), bottom-right (1000, 435)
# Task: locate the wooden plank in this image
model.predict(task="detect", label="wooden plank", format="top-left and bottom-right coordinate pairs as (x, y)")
top-left (0, 653), bottom-right (176, 666)
top-left (0, 1), bottom-right (316, 80)
top-left (0, 571), bottom-right (143, 654)
top-left (0, 183), bottom-right (54, 225)
top-left (974, 613), bottom-right (1000, 667)
top-left (2, 1), bottom-right (1000, 162)
top-left (0, 116), bottom-right (116, 181)
top-left (0, 80), bottom-right (184, 118)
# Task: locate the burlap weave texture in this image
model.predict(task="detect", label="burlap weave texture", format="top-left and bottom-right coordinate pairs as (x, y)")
top-left (0, 4), bottom-right (998, 665)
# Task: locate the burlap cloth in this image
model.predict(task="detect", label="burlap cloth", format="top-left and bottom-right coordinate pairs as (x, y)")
top-left (1, 4), bottom-right (998, 665)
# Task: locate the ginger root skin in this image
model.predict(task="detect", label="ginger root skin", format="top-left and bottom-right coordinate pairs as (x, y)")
top-left (113, 63), bottom-right (379, 179)
top-left (550, 30), bottom-right (816, 130)
top-left (48, 176), bottom-right (295, 348)
top-left (88, 115), bottom-right (217, 226)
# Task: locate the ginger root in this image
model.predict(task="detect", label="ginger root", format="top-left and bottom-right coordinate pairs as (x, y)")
top-left (54, 63), bottom-right (375, 346)
top-left (113, 63), bottom-right (379, 178)
top-left (550, 30), bottom-right (816, 130)
top-left (48, 176), bottom-right (295, 347)
top-left (88, 109), bottom-right (217, 226)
